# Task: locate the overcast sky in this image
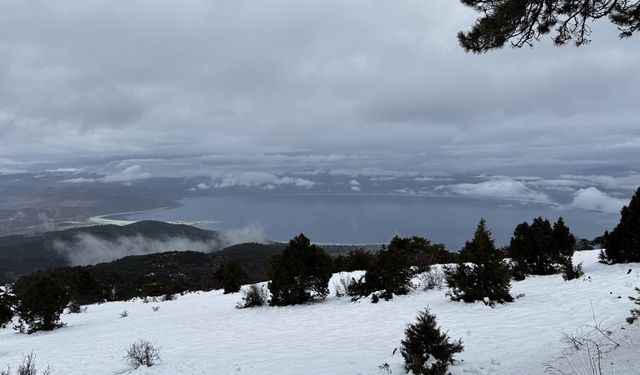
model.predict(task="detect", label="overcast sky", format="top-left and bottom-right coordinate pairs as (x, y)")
top-left (0, 0), bottom-right (639, 174)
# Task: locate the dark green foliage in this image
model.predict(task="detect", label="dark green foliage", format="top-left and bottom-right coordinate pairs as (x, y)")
top-left (627, 287), bottom-right (640, 324)
top-left (458, 0), bottom-right (640, 53)
top-left (601, 187), bottom-right (640, 264)
top-left (353, 236), bottom-right (435, 300)
top-left (408, 238), bottom-right (454, 273)
top-left (0, 303), bottom-right (12, 328)
top-left (68, 268), bottom-right (103, 305)
top-left (401, 308), bottom-right (463, 375)
top-left (14, 273), bottom-right (70, 333)
top-left (575, 238), bottom-right (595, 251)
top-left (364, 236), bottom-right (419, 299)
top-left (591, 235), bottom-right (606, 250)
top-left (553, 218), bottom-right (576, 258)
top-left (560, 258), bottom-right (584, 281)
top-left (214, 260), bottom-right (249, 294)
top-left (333, 249), bottom-right (376, 272)
top-left (0, 287), bottom-right (14, 328)
top-left (445, 219), bottom-right (513, 305)
top-left (268, 234), bottom-right (333, 306)
top-left (67, 300), bottom-right (85, 314)
top-left (12, 242), bottom-right (286, 305)
top-left (508, 217), bottom-right (576, 278)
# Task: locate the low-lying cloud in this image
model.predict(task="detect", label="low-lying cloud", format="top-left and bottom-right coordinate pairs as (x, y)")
top-left (53, 223), bottom-right (272, 266)
top-left (204, 171), bottom-right (316, 190)
top-left (569, 187), bottom-right (628, 214)
top-left (221, 223), bottom-right (269, 245)
top-left (437, 179), bottom-right (552, 204)
top-left (102, 165), bottom-right (151, 183)
top-left (53, 234), bottom-right (224, 266)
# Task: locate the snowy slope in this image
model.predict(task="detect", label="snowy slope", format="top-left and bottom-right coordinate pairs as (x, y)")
top-left (0, 250), bottom-right (639, 375)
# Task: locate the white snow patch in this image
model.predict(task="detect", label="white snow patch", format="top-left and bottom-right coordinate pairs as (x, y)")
top-left (0, 251), bottom-right (639, 374)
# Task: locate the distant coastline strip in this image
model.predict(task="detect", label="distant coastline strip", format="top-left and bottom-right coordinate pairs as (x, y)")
top-left (89, 210), bottom-right (220, 227)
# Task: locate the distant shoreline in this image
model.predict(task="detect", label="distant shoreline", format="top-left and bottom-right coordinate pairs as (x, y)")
top-left (88, 204), bottom-right (221, 228)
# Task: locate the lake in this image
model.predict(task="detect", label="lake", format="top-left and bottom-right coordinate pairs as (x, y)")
top-left (110, 194), bottom-right (619, 249)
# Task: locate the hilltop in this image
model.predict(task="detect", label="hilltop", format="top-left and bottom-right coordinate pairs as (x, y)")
top-left (0, 250), bottom-right (638, 374)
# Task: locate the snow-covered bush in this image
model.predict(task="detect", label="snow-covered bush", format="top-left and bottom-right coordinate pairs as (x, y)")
top-left (124, 339), bottom-right (160, 369)
top-left (543, 322), bottom-right (626, 375)
top-left (237, 284), bottom-right (269, 309)
top-left (162, 292), bottom-right (176, 302)
top-left (333, 274), bottom-right (359, 297)
top-left (420, 267), bottom-right (445, 290)
top-left (400, 308), bottom-right (463, 375)
top-left (66, 301), bottom-right (87, 314)
top-left (1, 352), bottom-right (51, 375)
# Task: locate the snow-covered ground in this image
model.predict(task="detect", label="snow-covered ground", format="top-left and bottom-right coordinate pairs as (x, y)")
top-left (0, 250), bottom-right (639, 374)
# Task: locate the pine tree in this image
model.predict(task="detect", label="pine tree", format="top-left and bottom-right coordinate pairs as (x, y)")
top-left (401, 308), bottom-right (463, 375)
top-left (507, 221), bottom-right (533, 280)
top-left (362, 236), bottom-right (420, 300)
top-left (445, 219), bottom-right (512, 305)
top-left (268, 234), bottom-right (333, 306)
top-left (508, 217), bottom-right (577, 278)
top-left (528, 217), bottom-right (556, 275)
top-left (0, 286), bottom-right (14, 328)
top-left (552, 217), bottom-right (582, 280)
top-left (602, 187), bottom-right (640, 263)
top-left (15, 273), bottom-right (70, 333)
top-left (552, 217), bottom-right (576, 260)
top-left (458, 0), bottom-right (640, 53)
top-left (214, 260), bottom-right (249, 294)
top-left (69, 268), bottom-right (103, 305)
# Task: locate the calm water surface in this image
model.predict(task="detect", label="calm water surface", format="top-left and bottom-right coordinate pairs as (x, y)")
top-left (113, 194), bottom-right (618, 249)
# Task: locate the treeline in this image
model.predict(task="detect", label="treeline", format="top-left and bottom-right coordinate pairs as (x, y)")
top-left (3, 187), bottom-right (640, 339)
top-left (10, 243), bottom-right (286, 305)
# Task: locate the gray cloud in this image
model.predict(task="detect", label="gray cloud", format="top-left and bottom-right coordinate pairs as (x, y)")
top-left (0, 0), bottom-right (637, 173)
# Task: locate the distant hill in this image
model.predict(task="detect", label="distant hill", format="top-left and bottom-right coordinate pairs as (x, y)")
top-left (0, 221), bottom-right (222, 283)
top-left (10, 241), bottom-right (290, 302)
